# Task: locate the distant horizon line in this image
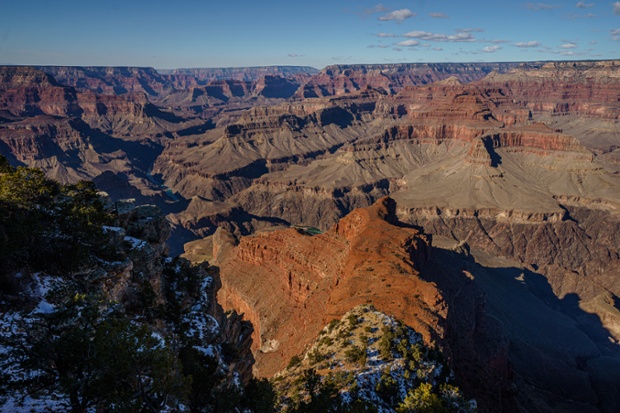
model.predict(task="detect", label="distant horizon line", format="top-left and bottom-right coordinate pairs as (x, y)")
top-left (0, 58), bottom-right (618, 72)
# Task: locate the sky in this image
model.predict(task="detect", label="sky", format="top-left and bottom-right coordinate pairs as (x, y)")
top-left (0, 0), bottom-right (618, 69)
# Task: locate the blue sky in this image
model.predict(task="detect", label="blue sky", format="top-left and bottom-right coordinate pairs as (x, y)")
top-left (0, 0), bottom-right (618, 69)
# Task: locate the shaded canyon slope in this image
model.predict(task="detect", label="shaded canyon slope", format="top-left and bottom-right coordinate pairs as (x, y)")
top-left (1, 60), bottom-right (620, 412)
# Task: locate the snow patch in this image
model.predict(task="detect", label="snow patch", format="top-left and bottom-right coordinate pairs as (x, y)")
top-left (124, 236), bottom-right (147, 249)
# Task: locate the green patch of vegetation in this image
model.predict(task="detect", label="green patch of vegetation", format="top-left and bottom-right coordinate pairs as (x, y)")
top-left (288, 355), bottom-right (302, 369)
top-left (378, 325), bottom-right (396, 360)
top-left (308, 348), bottom-right (325, 364)
top-left (344, 345), bottom-right (367, 366)
top-left (327, 319), bottom-right (340, 333)
top-left (319, 336), bottom-right (334, 347)
top-left (375, 370), bottom-right (399, 405)
top-left (0, 164), bottom-right (117, 281)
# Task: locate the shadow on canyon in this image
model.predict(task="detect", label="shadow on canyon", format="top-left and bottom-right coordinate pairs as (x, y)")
top-left (424, 245), bottom-right (620, 413)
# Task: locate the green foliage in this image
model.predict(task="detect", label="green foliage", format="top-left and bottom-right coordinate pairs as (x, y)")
top-left (288, 355), bottom-right (302, 369)
top-left (344, 345), bottom-right (367, 366)
top-left (178, 345), bottom-right (224, 411)
top-left (0, 166), bottom-right (58, 206)
top-left (241, 378), bottom-right (276, 413)
top-left (378, 326), bottom-right (395, 360)
top-left (0, 162), bottom-right (116, 278)
top-left (327, 319), bottom-right (340, 333)
top-left (337, 328), bottom-right (351, 341)
top-left (284, 368), bottom-right (377, 413)
top-left (375, 370), bottom-right (400, 405)
top-left (397, 383), bottom-right (446, 413)
top-left (308, 348), bottom-right (325, 365)
top-left (0, 156), bottom-right (14, 173)
top-left (12, 297), bottom-right (189, 412)
top-left (319, 335), bottom-right (334, 347)
top-left (347, 313), bottom-right (359, 327)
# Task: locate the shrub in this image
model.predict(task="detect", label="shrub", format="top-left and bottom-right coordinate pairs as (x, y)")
top-left (288, 355), bottom-right (302, 369)
top-left (397, 383), bottom-right (446, 413)
top-left (378, 327), bottom-right (395, 360)
top-left (327, 319), bottom-right (339, 332)
top-left (347, 313), bottom-right (359, 327)
top-left (344, 345), bottom-right (367, 366)
top-left (375, 371), bottom-right (399, 405)
top-left (308, 348), bottom-right (324, 364)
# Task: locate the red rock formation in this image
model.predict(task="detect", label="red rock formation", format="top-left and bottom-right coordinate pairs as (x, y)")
top-left (36, 66), bottom-right (172, 96)
top-left (0, 66), bottom-right (82, 117)
top-left (252, 75), bottom-right (300, 99)
top-left (482, 123), bottom-right (593, 159)
top-left (296, 62), bottom-right (519, 97)
top-left (213, 197), bottom-right (443, 377)
top-left (164, 66), bottom-right (319, 82)
top-left (477, 61), bottom-right (620, 119)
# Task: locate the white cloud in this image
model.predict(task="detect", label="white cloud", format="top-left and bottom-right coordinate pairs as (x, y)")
top-left (403, 30), bottom-right (476, 42)
top-left (483, 45), bottom-right (502, 52)
top-left (376, 32), bottom-right (397, 38)
top-left (526, 2), bottom-right (559, 10)
top-left (564, 12), bottom-right (595, 18)
top-left (366, 4), bottom-right (389, 14)
top-left (432, 47), bottom-right (444, 51)
top-left (429, 12), bottom-right (448, 18)
top-left (560, 43), bottom-right (577, 48)
top-left (378, 9), bottom-right (416, 22)
top-left (491, 39), bottom-right (511, 44)
top-left (457, 28), bottom-right (484, 33)
top-left (514, 40), bottom-right (542, 47)
top-left (287, 53), bottom-right (304, 57)
top-left (614, 2), bottom-right (620, 14)
top-left (367, 44), bottom-right (390, 49)
top-left (576, 1), bottom-right (594, 7)
top-left (396, 40), bottom-right (420, 47)
top-left (611, 28), bottom-right (620, 40)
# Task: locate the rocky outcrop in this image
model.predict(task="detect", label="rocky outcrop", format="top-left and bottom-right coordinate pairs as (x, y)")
top-left (296, 62), bottom-right (520, 97)
top-left (252, 75), bottom-right (300, 99)
top-left (477, 61), bottom-right (620, 119)
top-left (213, 197), bottom-right (442, 377)
top-left (162, 66), bottom-right (319, 82)
top-left (37, 66), bottom-right (172, 96)
top-left (398, 203), bottom-right (620, 302)
top-left (0, 66), bottom-right (82, 117)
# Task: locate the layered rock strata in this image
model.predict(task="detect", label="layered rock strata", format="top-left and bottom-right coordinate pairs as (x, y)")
top-left (212, 197), bottom-right (440, 377)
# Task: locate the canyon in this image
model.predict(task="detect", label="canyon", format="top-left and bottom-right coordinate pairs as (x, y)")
top-left (1, 60), bottom-right (619, 412)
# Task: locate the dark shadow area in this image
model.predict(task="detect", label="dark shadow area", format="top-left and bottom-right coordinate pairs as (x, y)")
top-left (317, 106), bottom-right (354, 128)
top-left (420, 245), bottom-right (620, 413)
top-left (482, 136), bottom-right (502, 167)
top-left (257, 76), bottom-right (299, 99)
top-left (202, 85), bottom-right (230, 102)
top-left (69, 119), bottom-right (164, 173)
top-left (226, 80), bottom-right (250, 98)
top-left (218, 159), bottom-right (270, 181)
top-left (143, 103), bottom-right (185, 123)
top-left (0, 140), bottom-right (26, 167)
top-left (137, 77), bottom-right (158, 96)
top-left (177, 120), bottom-right (215, 137)
top-left (166, 225), bottom-right (202, 257)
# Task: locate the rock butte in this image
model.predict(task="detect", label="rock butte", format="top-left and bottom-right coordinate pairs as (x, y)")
top-left (212, 197), bottom-right (440, 377)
